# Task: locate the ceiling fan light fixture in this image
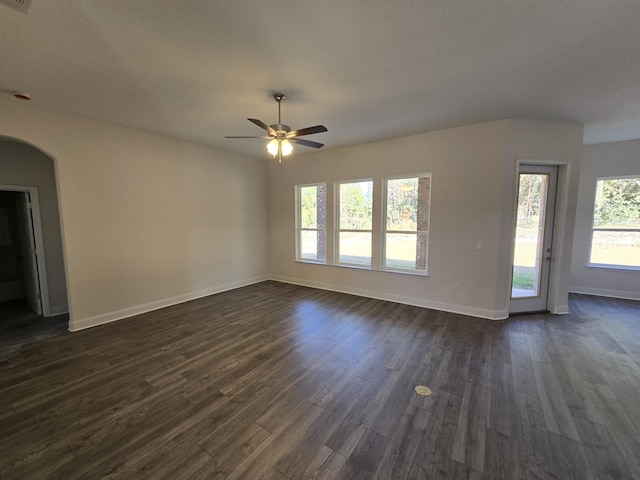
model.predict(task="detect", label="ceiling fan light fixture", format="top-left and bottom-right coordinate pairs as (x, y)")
top-left (266, 138), bottom-right (293, 158)
top-left (267, 138), bottom-right (279, 157)
top-left (281, 139), bottom-right (293, 156)
top-left (225, 92), bottom-right (327, 162)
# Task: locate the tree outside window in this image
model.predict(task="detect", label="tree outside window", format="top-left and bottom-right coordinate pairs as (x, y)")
top-left (384, 175), bottom-right (430, 273)
top-left (590, 176), bottom-right (640, 268)
top-left (297, 183), bottom-right (326, 262)
top-left (337, 180), bottom-right (373, 266)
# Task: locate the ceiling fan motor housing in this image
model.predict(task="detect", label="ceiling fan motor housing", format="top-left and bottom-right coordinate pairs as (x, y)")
top-left (270, 124), bottom-right (291, 135)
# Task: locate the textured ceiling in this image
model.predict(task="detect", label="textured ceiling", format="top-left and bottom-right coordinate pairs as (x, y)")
top-left (2, 1), bottom-right (640, 158)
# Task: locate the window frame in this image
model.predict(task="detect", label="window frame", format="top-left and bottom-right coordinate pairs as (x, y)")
top-left (295, 182), bottom-right (327, 264)
top-left (335, 178), bottom-right (374, 268)
top-left (382, 173), bottom-right (431, 275)
top-left (588, 175), bottom-right (640, 270)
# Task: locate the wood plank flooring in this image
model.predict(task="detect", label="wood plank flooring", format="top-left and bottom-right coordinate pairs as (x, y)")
top-left (1, 281), bottom-right (640, 479)
top-left (0, 299), bottom-right (69, 361)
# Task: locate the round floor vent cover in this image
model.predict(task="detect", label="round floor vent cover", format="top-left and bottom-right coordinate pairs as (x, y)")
top-left (415, 385), bottom-right (432, 396)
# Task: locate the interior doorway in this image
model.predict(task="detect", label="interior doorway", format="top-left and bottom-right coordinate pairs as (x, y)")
top-left (0, 186), bottom-right (48, 316)
top-left (510, 165), bottom-right (558, 314)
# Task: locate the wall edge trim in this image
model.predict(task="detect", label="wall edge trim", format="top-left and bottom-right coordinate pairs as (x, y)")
top-left (68, 275), bottom-right (269, 331)
top-left (569, 286), bottom-right (640, 301)
top-left (550, 304), bottom-right (570, 315)
top-left (269, 275), bottom-right (508, 320)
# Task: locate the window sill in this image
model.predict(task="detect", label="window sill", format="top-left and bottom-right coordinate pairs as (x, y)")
top-left (587, 263), bottom-right (640, 272)
top-left (381, 268), bottom-right (429, 277)
top-left (295, 258), bottom-right (328, 266)
top-left (295, 259), bottom-right (369, 270)
top-left (295, 259), bottom-right (429, 277)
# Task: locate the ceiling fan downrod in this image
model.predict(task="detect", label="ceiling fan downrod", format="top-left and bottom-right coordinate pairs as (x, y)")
top-left (272, 93), bottom-right (288, 163)
top-left (271, 93), bottom-right (288, 132)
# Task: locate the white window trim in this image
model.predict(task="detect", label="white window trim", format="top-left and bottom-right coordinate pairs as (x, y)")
top-left (295, 182), bottom-right (327, 264)
top-left (382, 173), bottom-right (431, 275)
top-left (335, 178), bottom-right (374, 267)
top-left (588, 175), bottom-right (640, 270)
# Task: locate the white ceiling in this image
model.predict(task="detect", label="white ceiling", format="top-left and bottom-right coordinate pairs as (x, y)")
top-left (2, 1), bottom-right (640, 158)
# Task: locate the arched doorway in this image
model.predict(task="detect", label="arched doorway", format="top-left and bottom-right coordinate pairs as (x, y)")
top-left (0, 137), bottom-right (69, 348)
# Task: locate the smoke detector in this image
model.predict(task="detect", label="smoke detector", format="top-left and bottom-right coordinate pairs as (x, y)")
top-left (0, 0), bottom-right (32, 14)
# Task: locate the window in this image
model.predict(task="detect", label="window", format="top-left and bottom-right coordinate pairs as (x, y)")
top-left (589, 176), bottom-right (640, 268)
top-left (336, 180), bottom-right (373, 266)
top-left (295, 173), bottom-right (432, 275)
top-left (296, 183), bottom-right (327, 262)
top-left (383, 175), bottom-right (430, 273)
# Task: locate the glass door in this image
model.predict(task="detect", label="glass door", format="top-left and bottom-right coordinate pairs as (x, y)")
top-left (510, 165), bottom-right (558, 313)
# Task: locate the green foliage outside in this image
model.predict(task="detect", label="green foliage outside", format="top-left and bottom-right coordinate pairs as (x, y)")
top-left (516, 174), bottom-right (546, 228)
top-left (593, 178), bottom-right (640, 228)
top-left (591, 178), bottom-right (640, 267)
top-left (512, 265), bottom-right (535, 289)
top-left (300, 186), bottom-right (318, 228)
top-left (513, 174), bottom-right (545, 294)
top-left (512, 176), bottom-right (640, 292)
top-left (387, 178), bottom-right (418, 231)
top-left (340, 182), bottom-right (372, 229)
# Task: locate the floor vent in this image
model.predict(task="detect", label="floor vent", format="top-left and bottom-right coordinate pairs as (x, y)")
top-left (0, 0), bottom-right (32, 14)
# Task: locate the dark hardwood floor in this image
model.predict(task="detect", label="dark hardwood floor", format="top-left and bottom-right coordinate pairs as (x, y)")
top-left (1, 281), bottom-right (639, 479)
top-left (0, 299), bottom-right (69, 361)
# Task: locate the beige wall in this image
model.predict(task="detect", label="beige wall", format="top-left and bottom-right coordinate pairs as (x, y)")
top-left (0, 98), bottom-right (268, 330)
top-left (268, 119), bottom-right (583, 319)
top-left (506, 119), bottom-right (584, 314)
top-left (0, 94), bottom-right (586, 328)
top-left (0, 139), bottom-right (68, 314)
top-left (570, 139), bottom-right (640, 300)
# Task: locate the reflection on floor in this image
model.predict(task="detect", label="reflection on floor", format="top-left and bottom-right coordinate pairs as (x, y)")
top-left (0, 299), bottom-right (69, 361)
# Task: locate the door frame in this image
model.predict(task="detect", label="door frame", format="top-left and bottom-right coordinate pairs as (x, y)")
top-left (509, 165), bottom-right (558, 313)
top-left (0, 184), bottom-right (50, 316)
top-left (507, 160), bottom-right (575, 316)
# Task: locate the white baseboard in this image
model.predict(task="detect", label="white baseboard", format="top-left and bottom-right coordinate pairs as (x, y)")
top-left (550, 304), bottom-right (570, 315)
top-left (269, 275), bottom-right (508, 321)
top-left (47, 304), bottom-right (69, 316)
top-left (68, 275), bottom-right (269, 332)
top-left (569, 286), bottom-right (640, 301)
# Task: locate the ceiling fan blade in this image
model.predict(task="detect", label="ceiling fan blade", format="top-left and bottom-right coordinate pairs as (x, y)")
top-left (286, 125), bottom-right (328, 138)
top-left (291, 138), bottom-right (324, 149)
top-left (224, 136), bottom-right (270, 139)
top-left (248, 118), bottom-right (276, 134)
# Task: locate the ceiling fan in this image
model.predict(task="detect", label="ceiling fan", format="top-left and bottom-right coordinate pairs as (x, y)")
top-left (225, 93), bottom-right (328, 162)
